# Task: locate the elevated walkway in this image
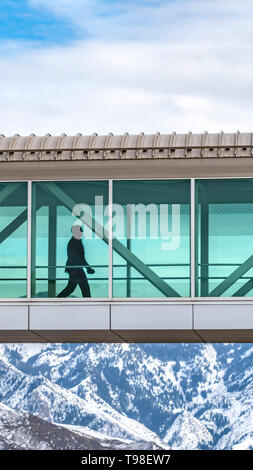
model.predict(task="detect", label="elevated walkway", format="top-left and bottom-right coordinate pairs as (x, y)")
top-left (1, 131), bottom-right (253, 343)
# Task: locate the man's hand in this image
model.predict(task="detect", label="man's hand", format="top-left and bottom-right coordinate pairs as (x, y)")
top-left (87, 267), bottom-right (95, 275)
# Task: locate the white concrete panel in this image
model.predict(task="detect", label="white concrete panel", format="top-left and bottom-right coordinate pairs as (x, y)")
top-left (194, 304), bottom-right (253, 330)
top-left (0, 305), bottom-right (28, 330)
top-left (111, 304), bottom-right (192, 330)
top-left (30, 305), bottom-right (110, 330)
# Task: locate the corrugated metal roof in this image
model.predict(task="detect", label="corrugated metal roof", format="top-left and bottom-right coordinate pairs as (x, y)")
top-left (1, 131), bottom-right (253, 162)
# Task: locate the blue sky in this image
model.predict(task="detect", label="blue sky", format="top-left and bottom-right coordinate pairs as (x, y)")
top-left (0, 0), bottom-right (173, 43)
top-left (0, 0), bottom-right (79, 44)
top-left (0, 1), bottom-right (253, 135)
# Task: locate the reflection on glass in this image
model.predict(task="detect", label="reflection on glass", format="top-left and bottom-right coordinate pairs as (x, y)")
top-left (0, 182), bottom-right (27, 298)
top-left (196, 179), bottom-right (253, 297)
top-left (112, 180), bottom-right (190, 297)
top-left (32, 181), bottom-right (108, 298)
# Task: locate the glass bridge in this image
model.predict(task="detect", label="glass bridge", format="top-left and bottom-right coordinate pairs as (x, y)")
top-left (0, 132), bottom-right (253, 342)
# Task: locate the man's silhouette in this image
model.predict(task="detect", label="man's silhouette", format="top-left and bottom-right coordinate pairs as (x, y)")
top-left (57, 225), bottom-right (95, 297)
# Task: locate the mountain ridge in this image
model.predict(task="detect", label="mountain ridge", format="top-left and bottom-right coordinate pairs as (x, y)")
top-left (0, 343), bottom-right (252, 450)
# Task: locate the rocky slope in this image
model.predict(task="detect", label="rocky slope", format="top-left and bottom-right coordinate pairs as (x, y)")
top-left (0, 402), bottom-right (166, 450)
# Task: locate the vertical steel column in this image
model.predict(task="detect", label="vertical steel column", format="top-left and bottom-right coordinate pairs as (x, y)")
top-left (48, 202), bottom-right (57, 297)
top-left (31, 182), bottom-right (37, 298)
top-left (126, 204), bottom-right (132, 297)
top-left (27, 181), bottom-right (32, 300)
top-left (108, 180), bottom-right (113, 299)
top-left (194, 180), bottom-right (199, 297)
top-left (200, 199), bottom-right (209, 296)
top-left (190, 179), bottom-right (195, 298)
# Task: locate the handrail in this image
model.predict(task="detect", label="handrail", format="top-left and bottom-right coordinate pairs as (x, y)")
top-left (0, 262), bottom-right (242, 268)
top-left (3, 276), bottom-right (253, 280)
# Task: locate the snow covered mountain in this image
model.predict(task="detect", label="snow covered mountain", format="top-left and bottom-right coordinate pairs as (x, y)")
top-left (0, 343), bottom-right (252, 450)
top-left (0, 402), bottom-right (166, 450)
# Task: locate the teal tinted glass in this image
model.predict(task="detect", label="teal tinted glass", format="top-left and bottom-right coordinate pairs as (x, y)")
top-left (113, 180), bottom-right (190, 297)
top-left (196, 179), bottom-right (253, 297)
top-left (0, 182), bottom-right (27, 298)
top-left (32, 181), bottom-right (108, 298)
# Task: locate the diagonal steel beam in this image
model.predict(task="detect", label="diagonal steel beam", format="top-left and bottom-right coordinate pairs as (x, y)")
top-left (0, 209), bottom-right (27, 244)
top-left (209, 254), bottom-right (253, 297)
top-left (232, 278), bottom-right (253, 297)
top-left (0, 182), bottom-right (23, 206)
top-left (41, 182), bottom-right (180, 297)
top-left (0, 183), bottom-right (27, 244)
top-left (0, 199), bottom-right (43, 246)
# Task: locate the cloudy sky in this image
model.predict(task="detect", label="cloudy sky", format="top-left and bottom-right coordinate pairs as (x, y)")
top-left (0, 0), bottom-right (252, 136)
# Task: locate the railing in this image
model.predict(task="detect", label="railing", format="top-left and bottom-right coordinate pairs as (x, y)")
top-left (0, 262), bottom-right (253, 297)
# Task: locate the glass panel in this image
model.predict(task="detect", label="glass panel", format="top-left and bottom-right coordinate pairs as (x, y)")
top-left (196, 179), bottom-right (253, 297)
top-left (32, 181), bottom-right (108, 298)
top-left (113, 180), bottom-right (190, 297)
top-left (0, 182), bottom-right (27, 298)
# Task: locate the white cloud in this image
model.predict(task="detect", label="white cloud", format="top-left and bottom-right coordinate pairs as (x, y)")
top-left (0, 1), bottom-right (253, 135)
top-left (28, 0), bottom-right (253, 40)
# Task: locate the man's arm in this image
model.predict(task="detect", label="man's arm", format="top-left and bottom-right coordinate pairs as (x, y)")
top-left (80, 243), bottom-right (95, 274)
top-left (79, 243), bottom-right (89, 266)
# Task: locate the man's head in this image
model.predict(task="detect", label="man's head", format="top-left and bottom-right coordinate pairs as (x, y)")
top-left (72, 224), bottom-right (83, 240)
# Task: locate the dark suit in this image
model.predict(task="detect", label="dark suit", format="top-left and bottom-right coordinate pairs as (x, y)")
top-left (57, 237), bottom-right (91, 297)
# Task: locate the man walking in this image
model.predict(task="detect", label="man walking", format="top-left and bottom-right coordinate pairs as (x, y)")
top-left (57, 225), bottom-right (95, 297)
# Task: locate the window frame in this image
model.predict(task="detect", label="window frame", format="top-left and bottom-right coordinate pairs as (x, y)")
top-left (1, 175), bottom-right (253, 302)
